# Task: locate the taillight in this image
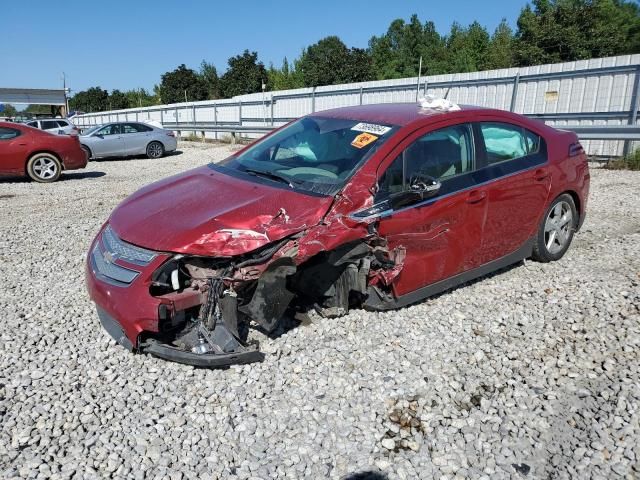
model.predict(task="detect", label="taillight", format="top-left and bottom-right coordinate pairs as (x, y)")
top-left (166, 132), bottom-right (175, 137)
top-left (569, 142), bottom-right (584, 157)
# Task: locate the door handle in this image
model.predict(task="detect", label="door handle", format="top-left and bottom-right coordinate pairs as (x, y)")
top-left (466, 190), bottom-right (487, 204)
top-left (534, 169), bottom-right (550, 181)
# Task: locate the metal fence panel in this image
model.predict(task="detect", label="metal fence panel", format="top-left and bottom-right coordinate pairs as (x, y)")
top-left (72, 54), bottom-right (640, 156)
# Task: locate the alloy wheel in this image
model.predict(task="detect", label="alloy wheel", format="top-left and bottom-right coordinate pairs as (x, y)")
top-left (544, 201), bottom-right (573, 254)
top-left (32, 157), bottom-right (59, 180)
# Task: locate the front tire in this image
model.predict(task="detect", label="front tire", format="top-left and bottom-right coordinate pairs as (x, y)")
top-left (146, 141), bottom-right (165, 159)
top-left (532, 193), bottom-right (578, 262)
top-left (81, 145), bottom-right (92, 161)
top-left (27, 153), bottom-right (62, 183)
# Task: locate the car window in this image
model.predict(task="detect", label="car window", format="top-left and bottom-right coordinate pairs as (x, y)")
top-left (27, 121), bottom-right (38, 128)
top-left (122, 123), bottom-right (145, 134)
top-left (479, 122), bottom-right (536, 164)
top-left (97, 124), bottom-right (121, 136)
top-left (0, 127), bottom-right (20, 140)
top-left (135, 123), bottom-right (153, 132)
top-left (41, 120), bottom-right (59, 130)
top-left (56, 120), bottom-right (69, 128)
top-left (377, 124), bottom-right (474, 199)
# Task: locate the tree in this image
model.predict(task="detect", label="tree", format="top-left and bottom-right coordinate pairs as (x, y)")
top-left (219, 50), bottom-right (268, 98)
top-left (446, 21), bottom-right (491, 73)
top-left (109, 89), bottom-right (129, 110)
top-left (0, 104), bottom-right (18, 117)
top-left (69, 87), bottom-right (109, 112)
top-left (124, 88), bottom-right (157, 108)
top-left (369, 15), bottom-right (448, 79)
top-left (159, 64), bottom-right (208, 104)
top-left (486, 19), bottom-right (515, 70)
top-left (514, 0), bottom-right (640, 66)
top-left (200, 61), bottom-right (220, 100)
top-left (298, 36), bottom-right (374, 87)
top-left (268, 57), bottom-right (304, 91)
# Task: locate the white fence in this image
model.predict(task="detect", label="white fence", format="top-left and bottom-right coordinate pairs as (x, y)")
top-left (73, 54), bottom-right (640, 157)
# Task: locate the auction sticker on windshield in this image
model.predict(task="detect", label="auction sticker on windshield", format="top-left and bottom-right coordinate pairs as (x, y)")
top-left (351, 122), bottom-right (392, 136)
top-left (351, 132), bottom-right (378, 149)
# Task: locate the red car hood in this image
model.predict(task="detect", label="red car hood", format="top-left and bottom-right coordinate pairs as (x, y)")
top-left (109, 166), bottom-right (334, 256)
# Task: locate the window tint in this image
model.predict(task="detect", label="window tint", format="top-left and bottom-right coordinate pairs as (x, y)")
top-left (0, 127), bottom-right (20, 140)
top-left (27, 121), bottom-right (38, 127)
top-left (122, 123), bottom-right (150, 133)
top-left (56, 120), bottom-right (69, 127)
top-left (377, 124), bottom-right (474, 198)
top-left (41, 120), bottom-right (59, 130)
top-left (97, 124), bottom-right (121, 135)
top-left (480, 122), bottom-right (540, 164)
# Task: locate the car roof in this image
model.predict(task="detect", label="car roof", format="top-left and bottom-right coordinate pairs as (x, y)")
top-left (312, 102), bottom-right (495, 127)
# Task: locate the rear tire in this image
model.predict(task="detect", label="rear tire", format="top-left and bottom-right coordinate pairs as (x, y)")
top-left (146, 141), bottom-right (165, 159)
top-left (27, 153), bottom-right (62, 183)
top-left (532, 193), bottom-right (578, 262)
top-left (81, 145), bottom-right (92, 161)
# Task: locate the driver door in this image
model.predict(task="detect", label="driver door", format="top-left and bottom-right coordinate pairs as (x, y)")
top-left (92, 124), bottom-right (125, 157)
top-left (374, 122), bottom-right (486, 297)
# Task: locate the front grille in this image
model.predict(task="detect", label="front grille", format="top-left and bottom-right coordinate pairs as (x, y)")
top-left (101, 225), bottom-right (157, 265)
top-left (91, 225), bottom-right (157, 285)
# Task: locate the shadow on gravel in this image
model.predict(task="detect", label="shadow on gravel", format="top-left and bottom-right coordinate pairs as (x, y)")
top-left (343, 472), bottom-right (388, 480)
top-left (90, 150), bottom-right (183, 162)
top-left (62, 171), bottom-right (106, 181)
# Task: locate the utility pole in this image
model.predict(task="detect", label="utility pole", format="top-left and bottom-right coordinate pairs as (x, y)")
top-left (416, 57), bottom-right (423, 102)
top-left (62, 72), bottom-right (70, 116)
top-left (184, 90), bottom-right (188, 103)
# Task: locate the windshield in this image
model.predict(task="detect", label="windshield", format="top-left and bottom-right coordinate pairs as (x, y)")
top-left (82, 125), bottom-right (102, 136)
top-left (216, 116), bottom-right (398, 195)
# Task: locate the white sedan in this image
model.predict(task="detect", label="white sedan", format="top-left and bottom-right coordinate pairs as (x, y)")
top-left (79, 122), bottom-right (178, 160)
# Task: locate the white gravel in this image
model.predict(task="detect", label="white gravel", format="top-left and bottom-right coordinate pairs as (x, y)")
top-left (0, 142), bottom-right (639, 479)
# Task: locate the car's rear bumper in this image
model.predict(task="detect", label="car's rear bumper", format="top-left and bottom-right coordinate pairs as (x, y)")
top-left (63, 147), bottom-right (88, 170)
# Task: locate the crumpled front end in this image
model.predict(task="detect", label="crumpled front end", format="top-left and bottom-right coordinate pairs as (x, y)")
top-left (86, 211), bottom-right (405, 367)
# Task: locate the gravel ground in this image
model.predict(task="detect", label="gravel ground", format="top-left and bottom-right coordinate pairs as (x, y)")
top-left (0, 142), bottom-right (639, 480)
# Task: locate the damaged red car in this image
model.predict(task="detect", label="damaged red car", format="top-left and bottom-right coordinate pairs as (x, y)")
top-left (86, 101), bottom-right (589, 367)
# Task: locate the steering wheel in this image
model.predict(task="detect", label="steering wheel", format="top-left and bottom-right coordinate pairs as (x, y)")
top-left (278, 167), bottom-right (339, 179)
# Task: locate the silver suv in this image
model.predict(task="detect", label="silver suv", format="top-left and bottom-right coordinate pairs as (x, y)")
top-left (26, 118), bottom-right (79, 136)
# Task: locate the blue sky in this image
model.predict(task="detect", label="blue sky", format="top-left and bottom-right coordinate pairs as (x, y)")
top-left (2, 0), bottom-right (529, 94)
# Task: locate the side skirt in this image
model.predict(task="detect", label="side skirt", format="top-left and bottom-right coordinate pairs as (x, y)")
top-left (365, 237), bottom-right (535, 311)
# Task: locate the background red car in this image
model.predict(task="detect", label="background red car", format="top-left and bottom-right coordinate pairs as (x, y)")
top-left (0, 122), bottom-right (87, 182)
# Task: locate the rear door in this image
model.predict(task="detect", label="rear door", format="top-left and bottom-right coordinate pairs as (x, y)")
top-left (372, 122), bottom-right (487, 297)
top-left (91, 124), bottom-right (125, 157)
top-left (472, 121), bottom-right (551, 264)
top-left (121, 123), bottom-right (152, 155)
top-left (0, 127), bottom-right (29, 175)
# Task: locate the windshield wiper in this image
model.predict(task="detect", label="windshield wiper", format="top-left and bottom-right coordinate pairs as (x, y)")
top-left (243, 168), bottom-right (298, 188)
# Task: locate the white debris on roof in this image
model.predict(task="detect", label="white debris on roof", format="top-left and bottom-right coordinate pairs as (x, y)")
top-left (418, 94), bottom-right (461, 112)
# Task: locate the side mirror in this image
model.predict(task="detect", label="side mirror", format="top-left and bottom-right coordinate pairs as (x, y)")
top-left (389, 174), bottom-right (441, 210)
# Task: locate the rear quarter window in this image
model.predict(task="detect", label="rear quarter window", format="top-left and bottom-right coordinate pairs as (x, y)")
top-left (479, 122), bottom-right (542, 165)
top-left (0, 127), bottom-right (21, 140)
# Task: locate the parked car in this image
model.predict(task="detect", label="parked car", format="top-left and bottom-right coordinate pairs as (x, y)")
top-left (25, 118), bottom-right (79, 136)
top-left (0, 122), bottom-right (87, 182)
top-left (86, 101), bottom-right (589, 367)
top-left (79, 122), bottom-right (177, 160)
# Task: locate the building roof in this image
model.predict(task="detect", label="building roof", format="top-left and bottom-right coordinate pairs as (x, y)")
top-left (0, 88), bottom-right (67, 106)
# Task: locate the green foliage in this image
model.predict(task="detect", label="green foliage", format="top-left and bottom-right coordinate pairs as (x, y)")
top-left (298, 36), bottom-right (374, 87)
top-left (200, 61), bottom-right (220, 100)
top-left (486, 19), bottom-right (516, 69)
top-left (159, 64), bottom-right (208, 104)
top-left (514, 0), bottom-right (640, 66)
top-left (605, 148), bottom-right (640, 170)
top-left (69, 87), bottom-right (109, 112)
top-left (219, 50), bottom-right (267, 98)
top-left (0, 104), bottom-right (18, 117)
top-left (124, 88), bottom-right (157, 108)
top-left (108, 89), bottom-right (129, 110)
top-left (268, 57), bottom-right (305, 91)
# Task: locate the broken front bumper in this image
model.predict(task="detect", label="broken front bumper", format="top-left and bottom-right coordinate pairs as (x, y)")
top-left (86, 225), bottom-right (267, 368)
